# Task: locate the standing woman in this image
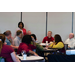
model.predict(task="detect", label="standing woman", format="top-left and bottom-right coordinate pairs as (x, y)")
top-left (15, 22), bottom-right (26, 37)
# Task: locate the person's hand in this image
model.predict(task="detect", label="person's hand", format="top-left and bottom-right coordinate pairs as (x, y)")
top-left (31, 36), bottom-right (35, 42)
top-left (4, 42), bottom-right (7, 45)
top-left (53, 42), bottom-right (55, 45)
top-left (48, 45), bottom-right (51, 48)
top-left (34, 53), bottom-right (39, 56)
top-left (68, 46), bottom-right (70, 48)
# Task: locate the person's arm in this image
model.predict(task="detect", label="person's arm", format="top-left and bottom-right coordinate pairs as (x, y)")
top-left (32, 41), bottom-right (36, 46)
top-left (42, 37), bottom-right (45, 43)
top-left (14, 39), bottom-right (19, 46)
top-left (64, 39), bottom-right (68, 44)
top-left (52, 37), bottom-right (54, 42)
top-left (29, 50), bottom-right (38, 56)
top-left (11, 45), bottom-right (18, 49)
top-left (11, 52), bottom-right (20, 62)
top-left (36, 44), bottom-right (44, 51)
top-left (48, 43), bottom-right (54, 48)
top-left (10, 36), bottom-right (14, 45)
top-left (31, 36), bottom-right (36, 46)
top-left (69, 42), bottom-right (75, 48)
top-left (52, 42), bottom-right (64, 48)
top-left (64, 39), bottom-right (70, 48)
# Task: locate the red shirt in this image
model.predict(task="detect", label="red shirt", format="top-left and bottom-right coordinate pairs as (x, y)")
top-left (22, 28), bottom-right (26, 35)
top-left (42, 36), bottom-right (54, 43)
top-left (17, 43), bottom-right (36, 54)
top-left (0, 44), bottom-right (14, 62)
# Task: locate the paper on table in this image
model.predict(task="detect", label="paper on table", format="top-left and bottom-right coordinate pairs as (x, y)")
top-left (16, 55), bottom-right (23, 60)
top-left (40, 43), bottom-right (50, 46)
top-left (40, 43), bottom-right (46, 46)
top-left (27, 56), bottom-right (44, 60)
top-left (17, 55), bottom-right (44, 60)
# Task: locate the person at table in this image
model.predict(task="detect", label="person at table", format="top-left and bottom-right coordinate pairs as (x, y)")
top-left (15, 22), bottom-right (26, 37)
top-left (31, 34), bottom-right (44, 54)
top-left (42, 31), bottom-right (54, 43)
top-left (14, 30), bottom-right (23, 46)
top-left (48, 34), bottom-right (65, 54)
top-left (17, 35), bottom-right (38, 56)
top-left (64, 33), bottom-right (75, 49)
top-left (4, 30), bottom-right (18, 49)
top-left (27, 30), bottom-right (31, 35)
top-left (0, 34), bottom-right (20, 62)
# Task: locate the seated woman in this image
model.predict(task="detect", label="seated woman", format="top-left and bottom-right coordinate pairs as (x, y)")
top-left (30, 34), bottom-right (44, 57)
top-left (0, 34), bottom-right (20, 62)
top-left (17, 35), bottom-right (38, 56)
top-left (48, 34), bottom-right (65, 54)
top-left (31, 34), bottom-right (44, 51)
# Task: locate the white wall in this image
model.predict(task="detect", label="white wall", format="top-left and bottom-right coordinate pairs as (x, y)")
top-left (73, 12), bottom-right (75, 35)
top-left (22, 12), bottom-right (46, 42)
top-left (0, 12), bottom-right (20, 37)
top-left (0, 12), bottom-right (73, 42)
top-left (47, 12), bottom-right (72, 42)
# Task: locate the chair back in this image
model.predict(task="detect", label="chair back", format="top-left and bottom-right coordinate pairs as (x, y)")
top-left (64, 44), bottom-right (68, 50)
top-left (64, 44), bottom-right (68, 55)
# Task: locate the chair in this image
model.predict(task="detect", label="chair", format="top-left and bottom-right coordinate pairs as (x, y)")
top-left (64, 44), bottom-right (68, 50)
top-left (64, 44), bottom-right (68, 54)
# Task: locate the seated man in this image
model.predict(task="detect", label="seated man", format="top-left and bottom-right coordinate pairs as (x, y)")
top-left (64, 33), bottom-right (75, 49)
top-left (14, 30), bottom-right (23, 46)
top-left (4, 30), bottom-right (18, 49)
top-left (42, 31), bottom-right (54, 43)
top-left (27, 30), bottom-right (31, 35)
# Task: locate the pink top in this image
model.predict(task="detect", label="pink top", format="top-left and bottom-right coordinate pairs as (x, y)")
top-left (17, 43), bottom-right (36, 54)
top-left (22, 28), bottom-right (26, 35)
top-left (0, 44), bottom-right (14, 62)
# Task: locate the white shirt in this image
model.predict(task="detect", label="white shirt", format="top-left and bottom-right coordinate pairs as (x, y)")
top-left (64, 38), bottom-right (75, 48)
top-left (14, 28), bottom-right (23, 38)
top-left (14, 36), bottom-right (21, 46)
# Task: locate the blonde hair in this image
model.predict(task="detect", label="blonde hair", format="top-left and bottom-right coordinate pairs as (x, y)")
top-left (48, 31), bottom-right (52, 34)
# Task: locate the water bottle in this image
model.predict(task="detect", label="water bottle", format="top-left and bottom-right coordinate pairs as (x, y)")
top-left (22, 51), bottom-right (27, 60)
top-left (46, 41), bottom-right (48, 49)
top-left (46, 41), bottom-right (48, 45)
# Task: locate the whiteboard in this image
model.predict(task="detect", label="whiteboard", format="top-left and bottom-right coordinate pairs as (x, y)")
top-left (0, 12), bottom-right (20, 37)
top-left (22, 12), bottom-right (46, 42)
top-left (47, 12), bottom-right (72, 42)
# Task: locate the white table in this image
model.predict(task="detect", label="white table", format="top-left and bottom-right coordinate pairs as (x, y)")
top-left (40, 43), bottom-right (46, 45)
top-left (40, 43), bottom-right (50, 47)
top-left (17, 55), bottom-right (44, 62)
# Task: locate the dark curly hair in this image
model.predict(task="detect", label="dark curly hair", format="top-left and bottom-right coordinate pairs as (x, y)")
top-left (54, 34), bottom-right (62, 44)
top-left (22, 35), bottom-right (32, 44)
top-left (18, 22), bottom-right (24, 28)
